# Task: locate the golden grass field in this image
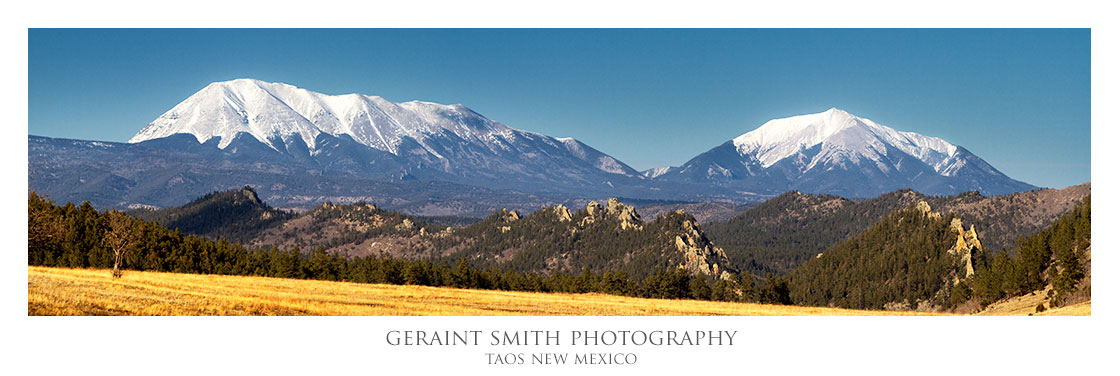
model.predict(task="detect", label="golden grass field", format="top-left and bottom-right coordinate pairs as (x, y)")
top-left (27, 266), bottom-right (1085, 316)
top-left (975, 287), bottom-right (1091, 316)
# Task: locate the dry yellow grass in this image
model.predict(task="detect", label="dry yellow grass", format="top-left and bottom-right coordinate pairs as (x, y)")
top-left (29, 266), bottom-right (945, 316)
top-left (34, 266), bottom-right (1086, 316)
top-left (976, 287), bottom-right (1091, 316)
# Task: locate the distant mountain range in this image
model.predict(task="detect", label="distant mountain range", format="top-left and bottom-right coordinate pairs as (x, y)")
top-left (29, 79), bottom-right (1038, 213)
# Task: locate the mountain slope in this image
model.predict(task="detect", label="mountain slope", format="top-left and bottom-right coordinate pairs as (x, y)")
top-left (654, 108), bottom-right (1036, 197)
top-left (28, 135), bottom-right (624, 217)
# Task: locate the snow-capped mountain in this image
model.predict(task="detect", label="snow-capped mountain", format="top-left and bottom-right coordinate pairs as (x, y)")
top-left (32, 84), bottom-right (1038, 212)
top-left (131, 79), bottom-right (515, 156)
top-left (128, 79), bottom-right (641, 193)
top-left (653, 108), bottom-right (1035, 197)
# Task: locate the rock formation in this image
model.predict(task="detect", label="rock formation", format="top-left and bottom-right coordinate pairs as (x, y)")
top-left (498, 208), bottom-right (521, 223)
top-left (586, 201), bottom-right (602, 217)
top-left (606, 198), bottom-right (643, 231)
top-left (672, 210), bottom-right (733, 280)
top-left (948, 217), bottom-right (982, 277)
top-left (914, 201), bottom-right (942, 220)
top-left (548, 205), bottom-right (573, 222)
top-left (395, 218), bottom-right (414, 231)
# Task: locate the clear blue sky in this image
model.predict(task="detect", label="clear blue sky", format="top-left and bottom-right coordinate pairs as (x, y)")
top-left (28, 29), bottom-right (1090, 189)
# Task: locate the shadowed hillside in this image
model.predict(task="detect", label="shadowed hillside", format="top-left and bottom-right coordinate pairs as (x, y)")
top-left (128, 186), bottom-right (294, 243)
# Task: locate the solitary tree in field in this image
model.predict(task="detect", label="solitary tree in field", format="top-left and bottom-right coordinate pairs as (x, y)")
top-left (103, 211), bottom-right (142, 278)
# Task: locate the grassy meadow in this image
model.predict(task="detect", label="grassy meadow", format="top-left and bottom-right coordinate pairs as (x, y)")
top-left (29, 266), bottom-right (1086, 316)
top-left (29, 266), bottom-right (940, 316)
top-left (976, 287), bottom-right (1091, 316)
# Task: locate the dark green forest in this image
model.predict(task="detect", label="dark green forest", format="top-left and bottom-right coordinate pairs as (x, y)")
top-left (785, 203), bottom-right (962, 310)
top-left (28, 192), bottom-right (764, 303)
top-left (705, 190), bottom-right (946, 277)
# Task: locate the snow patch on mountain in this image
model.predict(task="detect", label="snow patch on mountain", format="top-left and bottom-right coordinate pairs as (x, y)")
top-left (642, 166), bottom-right (672, 179)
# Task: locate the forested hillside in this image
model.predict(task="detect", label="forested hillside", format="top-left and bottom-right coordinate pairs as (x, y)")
top-left (129, 186), bottom-right (294, 243)
top-left (248, 200), bottom-right (446, 258)
top-left (785, 202), bottom-right (972, 310)
top-left (706, 184), bottom-right (1089, 278)
top-left (435, 199), bottom-right (734, 281)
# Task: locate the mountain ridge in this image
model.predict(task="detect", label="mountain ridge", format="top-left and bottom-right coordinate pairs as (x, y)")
top-left (31, 80), bottom-right (1043, 212)
top-left (126, 78), bottom-right (645, 196)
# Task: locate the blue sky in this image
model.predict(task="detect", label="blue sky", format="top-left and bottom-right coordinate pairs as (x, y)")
top-left (28, 29), bottom-right (1090, 189)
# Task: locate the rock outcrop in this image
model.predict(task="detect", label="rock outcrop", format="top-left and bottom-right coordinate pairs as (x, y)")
top-left (586, 201), bottom-right (602, 217)
top-left (914, 201), bottom-right (942, 221)
top-left (498, 208), bottom-right (521, 223)
top-left (395, 218), bottom-right (414, 231)
top-left (949, 217), bottom-right (982, 277)
top-left (606, 198), bottom-right (643, 231)
top-left (672, 210), bottom-right (733, 280)
top-left (548, 205), bottom-right (573, 222)
top-left (577, 199), bottom-right (642, 230)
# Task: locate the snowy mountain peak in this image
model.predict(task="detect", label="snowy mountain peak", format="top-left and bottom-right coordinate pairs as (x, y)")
top-left (125, 79), bottom-right (639, 182)
top-left (731, 108), bottom-right (960, 175)
top-left (129, 79), bottom-right (512, 156)
top-left (657, 108), bottom-right (1035, 197)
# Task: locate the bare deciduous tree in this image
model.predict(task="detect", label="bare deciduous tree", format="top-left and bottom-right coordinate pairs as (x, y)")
top-left (103, 211), bottom-right (142, 278)
top-left (28, 193), bottom-right (64, 254)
